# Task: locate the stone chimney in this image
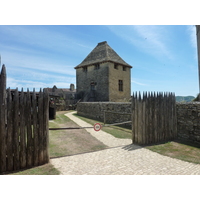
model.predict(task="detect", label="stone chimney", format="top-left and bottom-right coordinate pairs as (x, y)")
top-left (70, 84), bottom-right (75, 91)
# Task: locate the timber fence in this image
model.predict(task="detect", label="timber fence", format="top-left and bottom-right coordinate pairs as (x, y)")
top-left (132, 92), bottom-right (177, 145)
top-left (0, 65), bottom-right (49, 173)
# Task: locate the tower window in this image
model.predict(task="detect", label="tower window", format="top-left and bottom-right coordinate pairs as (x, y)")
top-left (114, 64), bottom-right (118, 69)
top-left (83, 66), bottom-right (87, 72)
top-left (95, 64), bottom-right (100, 70)
top-left (123, 66), bottom-right (126, 71)
top-left (119, 80), bottom-right (123, 91)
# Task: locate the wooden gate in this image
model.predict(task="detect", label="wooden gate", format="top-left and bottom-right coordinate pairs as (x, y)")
top-left (132, 92), bottom-right (177, 145)
top-left (0, 65), bottom-right (49, 173)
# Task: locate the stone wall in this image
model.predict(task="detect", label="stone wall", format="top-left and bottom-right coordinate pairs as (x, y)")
top-left (76, 63), bottom-right (109, 101)
top-left (176, 102), bottom-right (200, 144)
top-left (109, 62), bottom-right (131, 102)
top-left (77, 102), bottom-right (132, 125)
top-left (77, 102), bottom-right (200, 145)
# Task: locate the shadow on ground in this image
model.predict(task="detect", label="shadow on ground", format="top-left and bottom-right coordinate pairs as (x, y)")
top-left (122, 143), bottom-right (142, 151)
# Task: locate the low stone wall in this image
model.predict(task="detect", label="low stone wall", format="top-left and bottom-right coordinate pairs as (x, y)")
top-left (77, 102), bottom-right (132, 126)
top-left (176, 102), bottom-right (200, 145)
top-left (77, 102), bottom-right (200, 145)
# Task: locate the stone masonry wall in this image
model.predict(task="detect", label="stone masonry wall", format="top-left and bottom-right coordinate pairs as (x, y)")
top-left (77, 102), bottom-right (200, 145)
top-left (109, 62), bottom-right (131, 102)
top-left (76, 62), bottom-right (131, 102)
top-left (76, 63), bottom-right (109, 101)
top-left (77, 102), bottom-right (132, 126)
top-left (176, 102), bottom-right (200, 145)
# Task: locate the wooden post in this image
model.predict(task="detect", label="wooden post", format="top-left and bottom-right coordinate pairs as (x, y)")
top-left (157, 92), bottom-right (161, 142)
top-left (0, 65), bottom-right (6, 173)
top-left (26, 89), bottom-right (33, 167)
top-left (173, 93), bottom-right (177, 139)
top-left (43, 89), bottom-right (49, 163)
top-left (168, 93), bottom-right (172, 140)
top-left (131, 93), bottom-right (135, 143)
top-left (32, 89), bottom-right (39, 166)
top-left (6, 88), bottom-right (13, 171)
top-left (13, 88), bottom-right (20, 170)
top-left (137, 92), bottom-right (143, 144)
top-left (38, 89), bottom-right (44, 165)
top-left (142, 92), bottom-right (146, 145)
top-left (134, 92), bottom-right (138, 144)
top-left (148, 92), bottom-right (153, 144)
top-left (19, 89), bottom-right (26, 169)
top-left (154, 92), bottom-right (158, 143)
top-left (145, 92), bottom-right (150, 144)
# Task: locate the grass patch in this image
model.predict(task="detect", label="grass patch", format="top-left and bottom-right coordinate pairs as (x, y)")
top-left (50, 111), bottom-right (71, 124)
top-left (146, 140), bottom-right (200, 164)
top-left (49, 111), bottom-right (107, 158)
top-left (9, 163), bottom-right (60, 175)
top-left (73, 113), bottom-right (132, 139)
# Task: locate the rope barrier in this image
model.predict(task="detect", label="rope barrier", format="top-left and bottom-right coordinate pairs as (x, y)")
top-left (49, 127), bottom-right (93, 130)
top-left (49, 120), bottom-right (132, 131)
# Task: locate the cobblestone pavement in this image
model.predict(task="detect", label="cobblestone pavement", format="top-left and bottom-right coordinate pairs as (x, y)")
top-left (50, 111), bottom-right (200, 175)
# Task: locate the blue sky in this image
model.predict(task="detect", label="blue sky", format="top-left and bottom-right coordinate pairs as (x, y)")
top-left (0, 25), bottom-right (198, 96)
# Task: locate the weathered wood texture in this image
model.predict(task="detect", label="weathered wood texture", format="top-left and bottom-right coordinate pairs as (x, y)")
top-left (0, 65), bottom-right (49, 174)
top-left (132, 92), bottom-right (177, 145)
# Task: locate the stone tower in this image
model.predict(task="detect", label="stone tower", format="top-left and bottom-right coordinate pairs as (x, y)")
top-left (75, 41), bottom-right (132, 102)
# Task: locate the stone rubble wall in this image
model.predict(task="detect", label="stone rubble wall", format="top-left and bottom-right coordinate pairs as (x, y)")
top-left (176, 102), bottom-right (200, 145)
top-left (77, 102), bottom-right (132, 126)
top-left (77, 102), bottom-right (200, 144)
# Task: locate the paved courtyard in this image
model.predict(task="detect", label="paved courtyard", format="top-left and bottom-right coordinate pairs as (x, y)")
top-left (50, 112), bottom-right (200, 175)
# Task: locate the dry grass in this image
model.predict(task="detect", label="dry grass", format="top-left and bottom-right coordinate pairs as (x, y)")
top-left (49, 111), bottom-right (107, 158)
top-left (146, 140), bottom-right (200, 164)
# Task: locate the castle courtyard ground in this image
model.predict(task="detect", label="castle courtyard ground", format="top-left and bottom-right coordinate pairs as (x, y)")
top-left (50, 111), bottom-right (200, 175)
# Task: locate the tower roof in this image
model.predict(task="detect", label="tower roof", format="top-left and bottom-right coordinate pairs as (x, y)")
top-left (74, 41), bottom-right (132, 69)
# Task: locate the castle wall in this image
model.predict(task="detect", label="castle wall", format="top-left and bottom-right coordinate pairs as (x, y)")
top-left (109, 63), bottom-right (131, 102)
top-left (76, 63), bottom-right (109, 101)
top-left (176, 102), bottom-right (200, 145)
top-left (77, 102), bottom-right (132, 126)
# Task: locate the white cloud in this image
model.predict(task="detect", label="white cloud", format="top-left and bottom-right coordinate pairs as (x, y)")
top-left (6, 65), bottom-right (76, 91)
top-left (107, 25), bottom-right (173, 60)
top-left (132, 25), bottom-right (173, 59)
top-left (2, 50), bottom-right (76, 76)
top-left (0, 26), bottom-right (93, 54)
top-left (131, 78), bottom-right (148, 86)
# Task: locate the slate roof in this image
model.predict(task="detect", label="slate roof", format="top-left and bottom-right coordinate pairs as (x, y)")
top-left (74, 41), bottom-right (132, 69)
